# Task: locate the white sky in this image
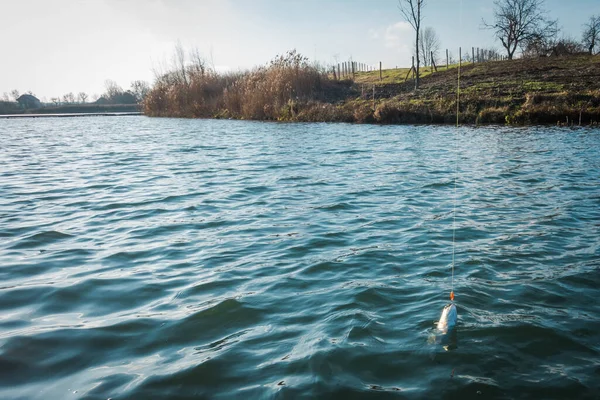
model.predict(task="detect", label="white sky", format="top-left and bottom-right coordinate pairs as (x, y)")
top-left (1, 0), bottom-right (598, 100)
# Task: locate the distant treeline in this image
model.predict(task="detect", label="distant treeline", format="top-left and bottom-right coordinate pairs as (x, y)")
top-left (0, 101), bottom-right (21, 115)
top-left (1, 80), bottom-right (150, 114)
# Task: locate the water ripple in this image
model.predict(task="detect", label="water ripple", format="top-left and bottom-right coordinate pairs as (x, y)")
top-left (0, 118), bottom-right (599, 399)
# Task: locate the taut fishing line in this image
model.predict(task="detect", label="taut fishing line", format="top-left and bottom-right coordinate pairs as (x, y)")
top-left (436, 0), bottom-right (462, 334)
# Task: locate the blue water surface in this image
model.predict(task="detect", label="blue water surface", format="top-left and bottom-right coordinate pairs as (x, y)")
top-left (0, 117), bottom-right (599, 399)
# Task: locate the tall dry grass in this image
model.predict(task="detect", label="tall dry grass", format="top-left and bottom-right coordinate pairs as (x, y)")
top-left (144, 50), bottom-right (343, 120)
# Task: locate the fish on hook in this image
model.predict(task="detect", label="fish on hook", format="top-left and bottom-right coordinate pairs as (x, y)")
top-left (437, 303), bottom-right (458, 333)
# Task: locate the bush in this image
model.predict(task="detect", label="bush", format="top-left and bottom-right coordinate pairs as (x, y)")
top-left (144, 50), bottom-right (349, 120)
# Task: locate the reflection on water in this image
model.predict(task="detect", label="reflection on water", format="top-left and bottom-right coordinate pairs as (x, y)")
top-left (440, 328), bottom-right (459, 352)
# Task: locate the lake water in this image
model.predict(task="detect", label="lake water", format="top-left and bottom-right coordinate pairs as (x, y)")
top-left (1, 117), bottom-right (599, 399)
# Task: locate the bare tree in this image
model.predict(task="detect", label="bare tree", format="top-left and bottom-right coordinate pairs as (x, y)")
top-left (63, 92), bottom-right (75, 104)
top-left (209, 45), bottom-right (216, 74)
top-left (483, 0), bottom-right (557, 60)
top-left (583, 15), bottom-right (600, 55)
top-left (104, 80), bottom-right (123, 101)
top-left (10, 90), bottom-right (20, 101)
top-left (188, 47), bottom-right (206, 78)
top-left (50, 97), bottom-right (60, 106)
top-left (130, 80), bottom-right (150, 103)
top-left (398, 0), bottom-right (425, 89)
top-left (78, 92), bottom-right (88, 103)
top-left (174, 41), bottom-right (189, 86)
top-left (419, 27), bottom-right (440, 67)
top-left (1, 93), bottom-right (10, 102)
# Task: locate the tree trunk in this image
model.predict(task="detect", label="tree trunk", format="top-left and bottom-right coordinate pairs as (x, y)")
top-left (508, 45), bottom-right (515, 60)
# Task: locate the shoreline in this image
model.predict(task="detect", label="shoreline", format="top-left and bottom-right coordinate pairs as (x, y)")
top-left (144, 114), bottom-right (600, 127)
top-left (143, 54), bottom-right (600, 126)
top-left (0, 112), bottom-right (142, 119)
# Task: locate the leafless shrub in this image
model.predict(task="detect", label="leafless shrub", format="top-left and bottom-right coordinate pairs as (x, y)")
top-left (145, 48), bottom-right (332, 120)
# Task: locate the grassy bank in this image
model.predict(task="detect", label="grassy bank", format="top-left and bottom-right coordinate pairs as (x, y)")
top-left (144, 53), bottom-right (600, 125)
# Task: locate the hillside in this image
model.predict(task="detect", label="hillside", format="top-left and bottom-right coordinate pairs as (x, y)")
top-left (339, 55), bottom-right (600, 125)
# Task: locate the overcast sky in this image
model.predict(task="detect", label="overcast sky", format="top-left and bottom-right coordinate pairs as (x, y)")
top-left (1, 0), bottom-right (599, 100)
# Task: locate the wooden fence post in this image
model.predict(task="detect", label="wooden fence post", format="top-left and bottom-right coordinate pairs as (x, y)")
top-left (472, 47), bottom-right (475, 63)
top-left (446, 49), bottom-right (449, 69)
top-left (379, 61), bottom-right (382, 81)
top-left (431, 51), bottom-right (437, 72)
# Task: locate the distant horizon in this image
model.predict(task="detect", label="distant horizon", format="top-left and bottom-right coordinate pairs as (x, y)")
top-left (2, 0), bottom-right (599, 100)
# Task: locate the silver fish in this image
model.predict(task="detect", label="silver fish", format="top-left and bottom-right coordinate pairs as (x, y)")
top-left (437, 303), bottom-right (458, 333)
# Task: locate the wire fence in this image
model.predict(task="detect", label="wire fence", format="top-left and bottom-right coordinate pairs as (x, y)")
top-left (332, 47), bottom-right (509, 81)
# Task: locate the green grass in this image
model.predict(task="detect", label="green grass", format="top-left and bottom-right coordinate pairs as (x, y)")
top-left (342, 62), bottom-right (469, 85)
top-left (522, 81), bottom-right (564, 92)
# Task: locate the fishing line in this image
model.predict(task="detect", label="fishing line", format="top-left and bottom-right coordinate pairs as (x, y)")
top-left (450, 0), bottom-right (462, 301)
top-left (436, 0), bottom-right (462, 334)
top-left (451, 75), bottom-right (458, 302)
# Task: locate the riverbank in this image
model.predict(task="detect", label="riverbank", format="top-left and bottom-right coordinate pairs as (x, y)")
top-left (144, 53), bottom-right (600, 126)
